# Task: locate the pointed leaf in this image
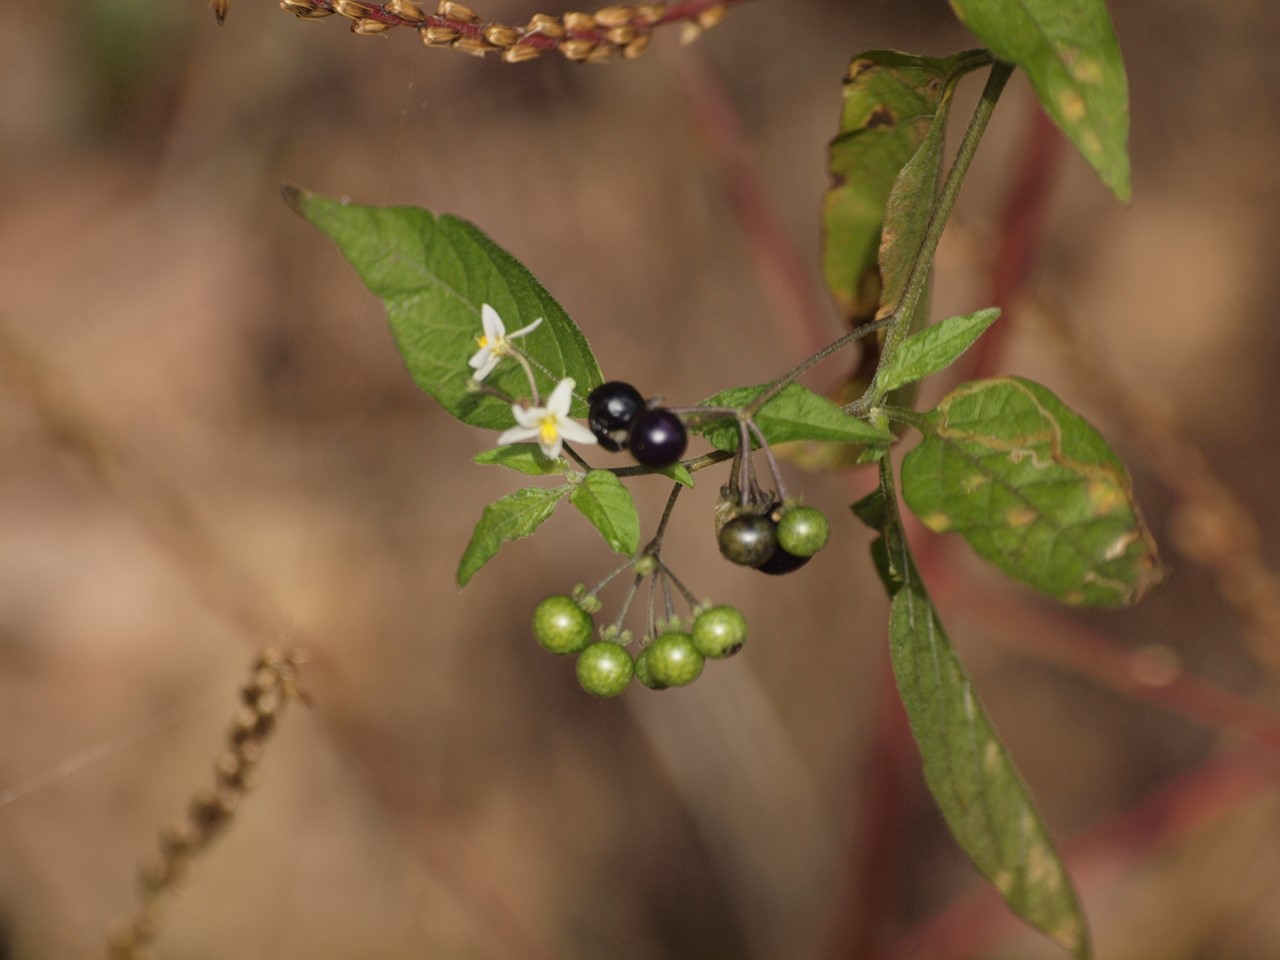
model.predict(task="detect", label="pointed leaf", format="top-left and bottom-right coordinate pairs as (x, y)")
top-left (284, 186), bottom-right (603, 430)
top-left (822, 49), bottom-right (989, 318)
top-left (457, 485), bottom-right (570, 587)
top-left (876, 307), bottom-right (1000, 395)
top-left (901, 377), bottom-right (1163, 606)
top-left (867, 459), bottom-right (1091, 959)
top-left (949, 0), bottom-right (1131, 202)
top-left (656, 462), bottom-right (695, 488)
top-left (695, 383), bottom-right (892, 452)
top-left (473, 445), bottom-right (569, 477)
top-left (570, 470), bottom-right (640, 556)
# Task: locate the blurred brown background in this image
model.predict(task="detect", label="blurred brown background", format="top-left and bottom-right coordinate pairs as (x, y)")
top-left (3, 1), bottom-right (1280, 958)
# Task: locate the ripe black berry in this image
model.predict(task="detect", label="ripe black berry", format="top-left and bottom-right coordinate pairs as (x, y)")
top-left (755, 543), bottom-right (811, 575)
top-left (629, 408), bottom-right (688, 468)
top-left (588, 381), bottom-right (646, 452)
top-left (718, 514), bottom-right (778, 567)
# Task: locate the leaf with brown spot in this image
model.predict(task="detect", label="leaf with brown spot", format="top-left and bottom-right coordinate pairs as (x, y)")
top-left (949, 0), bottom-right (1131, 202)
top-left (821, 49), bottom-right (988, 321)
top-left (856, 460), bottom-right (1092, 960)
top-left (901, 376), bottom-right (1163, 607)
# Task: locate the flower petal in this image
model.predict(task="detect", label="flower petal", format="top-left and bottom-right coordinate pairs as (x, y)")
top-left (481, 304), bottom-right (505, 340)
top-left (469, 348), bottom-right (498, 380)
top-left (511, 403), bottom-right (546, 428)
top-left (557, 419), bottom-right (598, 446)
top-left (508, 316), bottom-right (543, 340)
top-left (497, 425), bottom-right (540, 446)
top-left (539, 434), bottom-right (564, 460)
top-left (546, 378), bottom-right (577, 417)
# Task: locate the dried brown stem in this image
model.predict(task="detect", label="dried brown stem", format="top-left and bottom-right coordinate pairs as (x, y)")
top-left (108, 648), bottom-right (306, 960)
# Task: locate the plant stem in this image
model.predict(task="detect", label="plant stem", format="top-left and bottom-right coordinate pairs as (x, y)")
top-left (741, 316), bottom-right (892, 418)
top-left (848, 59), bottom-right (1014, 416)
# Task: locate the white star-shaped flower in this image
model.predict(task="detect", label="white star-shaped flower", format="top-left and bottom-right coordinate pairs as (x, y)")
top-left (468, 304), bottom-right (542, 381)
top-left (498, 377), bottom-right (598, 461)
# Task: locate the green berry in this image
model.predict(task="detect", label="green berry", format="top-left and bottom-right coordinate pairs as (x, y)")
top-left (575, 642), bottom-right (634, 697)
top-left (645, 632), bottom-right (704, 687)
top-left (776, 506), bottom-right (830, 558)
top-left (532, 595), bottom-right (594, 655)
top-left (633, 645), bottom-right (668, 690)
top-left (691, 605), bottom-right (747, 658)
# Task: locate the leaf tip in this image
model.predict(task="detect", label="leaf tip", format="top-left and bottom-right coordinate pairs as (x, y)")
top-left (280, 183), bottom-right (310, 217)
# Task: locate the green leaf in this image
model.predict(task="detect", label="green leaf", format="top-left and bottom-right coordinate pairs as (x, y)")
top-left (876, 307), bottom-right (1000, 395)
top-left (822, 49), bottom-right (988, 319)
top-left (949, 0), bottom-right (1131, 202)
top-left (656, 462), bottom-right (695, 488)
top-left (865, 459), bottom-right (1091, 959)
top-left (284, 186), bottom-right (603, 430)
top-left (695, 383), bottom-right (893, 452)
top-left (456, 485), bottom-right (570, 587)
top-left (570, 470), bottom-right (640, 556)
top-left (473, 445), bottom-right (569, 477)
top-left (901, 376), bottom-right (1163, 606)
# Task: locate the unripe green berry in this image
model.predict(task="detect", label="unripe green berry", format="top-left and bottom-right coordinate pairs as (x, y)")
top-left (576, 642), bottom-right (634, 697)
top-left (691, 605), bottom-right (747, 658)
top-left (776, 506), bottom-right (830, 558)
top-left (645, 632), bottom-right (704, 687)
top-left (532, 595), bottom-right (594, 655)
top-left (633, 645), bottom-right (668, 690)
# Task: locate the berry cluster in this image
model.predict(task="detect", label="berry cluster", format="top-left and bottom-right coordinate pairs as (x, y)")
top-left (587, 381), bottom-right (688, 467)
top-left (719, 502), bottom-right (831, 575)
top-left (532, 593), bottom-right (748, 697)
top-left (465, 311), bottom-right (838, 696)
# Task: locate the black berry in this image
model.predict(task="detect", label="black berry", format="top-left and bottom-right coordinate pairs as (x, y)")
top-left (718, 513), bottom-right (778, 567)
top-left (629, 408), bottom-right (688, 468)
top-left (588, 381), bottom-right (646, 452)
top-left (756, 543), bottom-right (811, 575)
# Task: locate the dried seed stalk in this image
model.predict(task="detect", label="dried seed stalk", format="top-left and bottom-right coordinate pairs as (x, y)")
top-left (223, 0), bottom-right (745, 62)
top-left (107, 648), bottom-right (307, 960)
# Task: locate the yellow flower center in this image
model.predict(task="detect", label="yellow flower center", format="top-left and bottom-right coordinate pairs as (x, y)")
top-left (476, 335), bottom-right (490, 348)
top-left (539, 417), bottom-right (559, 446)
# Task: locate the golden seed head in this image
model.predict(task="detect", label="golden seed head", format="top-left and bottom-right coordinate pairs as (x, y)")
top-left (623, 33), bottom-right (650, 58)
top-left (235, 739), bottom-right (266, 765)
top-left (386, 0), bottom-right (426, 20)
top-left (352, 18), bottom-right (394, 34)
top-left (438, 0), bottom-right (480, 22)
top-left (635, 4), bottom-right (665, 24)
top-left (255, 689), bottom-right (282, 717)
top-left (160, 820), bottom-right (201, 856)
top-left (483, 24), bottom-right (519, 46)
top-left (525, 13), bottom-right (565, 37)
top-left (594, 5), bottom-right (634, 27)
top-left (563, 11), bottom-right (597, 31)
top-left (679, 20), bottom-right (702, 44)
top-left (332, 0), bottom-right (372, 19)
top-left (605, 24), bottom-right (636, 44)
top-left (502, 43), bottom-right (544, 62)
top-left (423, 25), bottom-right (459, 44)
top-left (559, 38), bottom-right (595, 60)
top-left (585, 43), bottom-right (615, 63)
top-left (453, 36), bottom-right (495, 56)
top-left (696, 4), bottom-right (726, 29)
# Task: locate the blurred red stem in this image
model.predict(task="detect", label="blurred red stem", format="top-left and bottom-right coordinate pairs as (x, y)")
top-left (969, 101), bottom-right (1061, 380)
top-left (671, 46), bottom-right (835, 357)
top-left (882, 749), bottom-right (1280, 960)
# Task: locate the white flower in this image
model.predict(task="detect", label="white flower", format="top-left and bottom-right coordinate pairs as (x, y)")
top-left (498, 378), bottom-right (598, 461)
top-left (468, 303), bottom-right (542, 381)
